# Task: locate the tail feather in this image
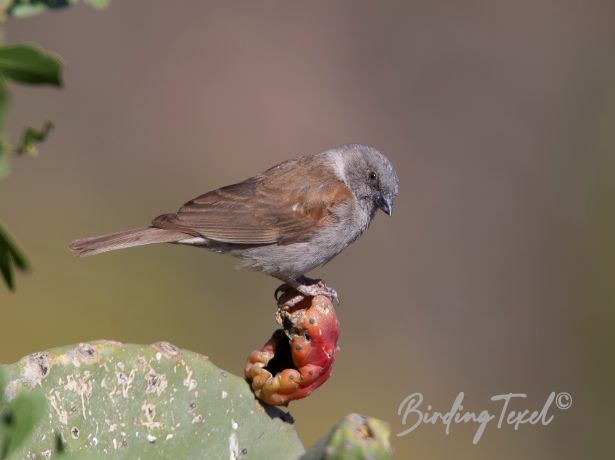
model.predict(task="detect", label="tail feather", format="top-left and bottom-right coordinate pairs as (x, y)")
top-left (69, 227), bottom-right (190, 257)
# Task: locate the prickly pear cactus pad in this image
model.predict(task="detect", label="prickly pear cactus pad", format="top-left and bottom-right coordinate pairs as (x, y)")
top-left (0, 341), bottom-right (305, 459)
top-left (301, 414), bottom-right (393, 460)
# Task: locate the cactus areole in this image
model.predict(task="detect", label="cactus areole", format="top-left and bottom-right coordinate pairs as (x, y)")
top-left (245, 292), bottom-right (340, 406)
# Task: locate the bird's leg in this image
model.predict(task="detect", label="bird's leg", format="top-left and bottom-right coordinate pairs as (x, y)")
top-left (275, 276), bottom-right (339, 305)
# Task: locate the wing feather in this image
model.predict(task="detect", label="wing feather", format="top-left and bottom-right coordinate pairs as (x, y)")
top-left (152, 158), bottom-right (353, 245)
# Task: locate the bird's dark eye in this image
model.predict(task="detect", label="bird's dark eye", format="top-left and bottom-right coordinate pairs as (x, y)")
top-left (368, 171), bottom-right (377, 181)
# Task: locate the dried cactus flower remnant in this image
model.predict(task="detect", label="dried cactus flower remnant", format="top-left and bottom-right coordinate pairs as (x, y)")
top-left (245, 293), bottom-right (340, 406)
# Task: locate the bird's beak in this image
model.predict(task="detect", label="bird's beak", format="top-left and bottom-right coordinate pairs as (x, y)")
top-left (376, 193), bottom-right (394, 216)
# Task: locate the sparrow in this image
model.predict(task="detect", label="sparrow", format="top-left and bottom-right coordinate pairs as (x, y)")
top-left (69, 144), bottom-right (399, 300)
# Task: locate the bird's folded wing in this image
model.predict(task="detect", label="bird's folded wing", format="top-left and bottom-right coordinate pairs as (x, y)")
top-left (152, 163), bottom-right (353, 245)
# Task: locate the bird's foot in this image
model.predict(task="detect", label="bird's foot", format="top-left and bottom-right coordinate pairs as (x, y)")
top-left (275, 277), bottom-right (339, 307)
top-left (295, 278), bottom-right (339, 302)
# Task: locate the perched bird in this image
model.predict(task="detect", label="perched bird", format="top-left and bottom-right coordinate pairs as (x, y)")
top-left (69, 144), bottom-right (399, 300)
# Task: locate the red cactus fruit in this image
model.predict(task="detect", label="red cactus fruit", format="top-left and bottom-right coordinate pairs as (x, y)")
top-left (245, 292), bottom-right (340, 406)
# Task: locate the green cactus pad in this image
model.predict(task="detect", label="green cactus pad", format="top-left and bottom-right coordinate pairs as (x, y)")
top-left (301, 413), bottom-right (393, 460)
top-left (0, 341), bottom-right (304, 459)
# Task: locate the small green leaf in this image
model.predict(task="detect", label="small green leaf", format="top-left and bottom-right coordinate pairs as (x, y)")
top-left (0, 78), bottom-right (9, 128)
top-left (0, 391), bottom-right (46, 458)
top-left (0, 141), bottom-right (9, 180)
top-left (0, 79), bottom-right (10, 179)
top-left (83, 0), bottom-right (109, 9)
top-left (0, 44), bottom-right (62, 86)
top-left (0, 252), bottom-right (14, 290)
top-left (0, 224), bottom-right (29, 291)
top-left (6, 0), bottom-right (109, 18)
top-left (5, 0), bottom-right (72, 18)
top-left (15, 121), bottom-right (53, 156)
top-left (1, 369), bottom-right (47, 459)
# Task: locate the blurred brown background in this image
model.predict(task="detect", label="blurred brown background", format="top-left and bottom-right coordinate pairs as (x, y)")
top-left (1, 1), bottom-right (614, 458)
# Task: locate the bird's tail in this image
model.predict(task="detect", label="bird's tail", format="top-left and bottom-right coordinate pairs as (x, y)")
top-left (69, 227), bottom-right (190, 257)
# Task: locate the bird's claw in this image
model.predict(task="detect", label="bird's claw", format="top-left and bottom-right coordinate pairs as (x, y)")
top-left (274, 284), bottom-right (292, 302)
top-left (295, 280), bottom-right (339, 304)
top-left (275, 278), bottom-right (339, 307)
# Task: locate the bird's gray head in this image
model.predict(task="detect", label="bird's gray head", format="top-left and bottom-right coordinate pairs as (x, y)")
top-left (337, 144), bottom-right (399, 216)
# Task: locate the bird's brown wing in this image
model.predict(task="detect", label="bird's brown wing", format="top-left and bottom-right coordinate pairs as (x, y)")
top-left (152, 159), bottom-right (354, 245)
